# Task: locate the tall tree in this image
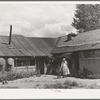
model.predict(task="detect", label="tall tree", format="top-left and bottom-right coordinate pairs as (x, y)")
top-left (72, 4), bottom-right (100, 33)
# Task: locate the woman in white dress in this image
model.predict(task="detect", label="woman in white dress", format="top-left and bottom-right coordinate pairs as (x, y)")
top-left (61, 58), bottom-right (70, 78)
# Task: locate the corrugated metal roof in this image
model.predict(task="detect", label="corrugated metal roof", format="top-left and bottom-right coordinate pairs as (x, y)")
top-left (0, 35), bottom-right (57, 57)
top-left (10, 35), bottom-right (32, 56)
top-left (24, 37), bottom-right (46, 56)
top-left (51, 29), bottom-right (100, 54)
top-left (30, 37), bottom-right (57, 57)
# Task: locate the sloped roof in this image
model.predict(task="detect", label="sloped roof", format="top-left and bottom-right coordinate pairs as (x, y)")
top-left (51, 35), bottom-right (69, 54)
top-left (29, 37), bottom-right (57, 57)
top-left (51, 29), bottom-right (100, 54)
top-left (59, 29), bottom-right (100, 47)
top-left (0, 35), bottom-right (57, 57)
top-left (54, 35), bottom-right (68, 47)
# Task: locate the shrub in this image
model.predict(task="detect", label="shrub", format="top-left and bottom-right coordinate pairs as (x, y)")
top-left (44, 80), bottom-right (79, 89)
top-left (70, 81), bottom-right (79, 87)
top-left (63, 80), bottom-right (72, 89)
top-left (0, 70), bottom-right (36, 82)
top-left (44, 83), bottom-right (63, 89)
top-left (75, 68), bottom-right (100, 79)
top-left (63, 80), bottom-right (79, 88)
top-left (75, 70), bottom-right (85, 79)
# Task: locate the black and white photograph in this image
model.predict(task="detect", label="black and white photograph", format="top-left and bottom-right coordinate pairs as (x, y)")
top-left (0, 1), bottom-right (100, 93)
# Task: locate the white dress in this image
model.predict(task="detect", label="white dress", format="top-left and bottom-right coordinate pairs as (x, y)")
top-left (61, 61), bottom-right (70, 75)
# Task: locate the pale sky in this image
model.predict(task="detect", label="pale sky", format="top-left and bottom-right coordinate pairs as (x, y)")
top-left (0, 2), bottom-right (76, 37)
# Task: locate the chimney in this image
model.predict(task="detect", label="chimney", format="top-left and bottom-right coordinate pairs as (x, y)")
top-left (9, 25), bottom-right (12, 45)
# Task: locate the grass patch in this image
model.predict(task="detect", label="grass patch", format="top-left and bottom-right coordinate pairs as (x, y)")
top-left (86, 84), bottom-right (100, 89)
top-left (36, 84), bottom-right (40, 87)
top-left (0, 85), bottom-right (19, 88)
top-left (44, 80), bottom-right (80, 89)
top-left (44, 83), bottom-right (63, 89)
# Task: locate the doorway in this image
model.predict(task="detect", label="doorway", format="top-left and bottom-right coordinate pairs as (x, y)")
top-left (73, 52), bottom-right (79, 71)
top-left (35, 57), bottom-right (45, 74)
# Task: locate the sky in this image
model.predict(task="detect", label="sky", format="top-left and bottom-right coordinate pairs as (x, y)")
top-left (0, 2), bottom-right (76, 37)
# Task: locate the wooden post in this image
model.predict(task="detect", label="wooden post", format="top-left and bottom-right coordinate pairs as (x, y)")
top-left (16, 58), bottom-right (17, 71)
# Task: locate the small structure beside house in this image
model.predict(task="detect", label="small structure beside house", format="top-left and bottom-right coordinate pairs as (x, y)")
top-left (51, 29), bottom-right (100, 74)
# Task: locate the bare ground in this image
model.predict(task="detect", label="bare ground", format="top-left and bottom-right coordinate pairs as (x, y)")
top-left (0, 75), bottom-right (100, 89)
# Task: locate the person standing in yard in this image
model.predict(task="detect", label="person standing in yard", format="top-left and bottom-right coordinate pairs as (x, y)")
top-left (61, 58), bottom-right (70, 78)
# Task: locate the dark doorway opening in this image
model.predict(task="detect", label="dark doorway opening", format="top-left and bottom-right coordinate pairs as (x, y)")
top-left (36, 57), bottom-right (45, 74)
top-left (73, 52), bottom-right (79, 71)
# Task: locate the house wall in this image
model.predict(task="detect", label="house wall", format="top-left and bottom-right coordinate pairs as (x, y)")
top-left (0, 57), bottom-right (36, 72)
top-left (70, 57), bottom-right (76, 76)
top-left (70, 52), bottom-right (79, 76)
top-left (0, 56), bottom-right (47, 74)
top-left (0, 57), bottom-right (39, 77)
top-left (14, 57), bottom-right (35, 67)
top-left (79, 50), bottom-right (100, 73)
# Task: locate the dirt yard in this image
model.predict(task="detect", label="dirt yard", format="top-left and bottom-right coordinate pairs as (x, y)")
top-left (0, 75), bottom-right (100, 89)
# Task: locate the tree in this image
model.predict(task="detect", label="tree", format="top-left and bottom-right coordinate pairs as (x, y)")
top-left (72, 4), bottom-right (100, 33)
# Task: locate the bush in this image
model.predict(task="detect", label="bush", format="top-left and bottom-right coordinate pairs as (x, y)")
top-left (75, 68), bottom-right (100, 79)
top-left (63, 80), bottom-right (79, 88)
top-left (75, 68), bottom-right (92, 79)
top-left (44, 83), bottom-right (63, 89)
top-left (70, 81), bottom-right (79, 86)
top-left (0, 70), bottom-right (36, 82)
top-left (44, 80), bottom-right (79, 89)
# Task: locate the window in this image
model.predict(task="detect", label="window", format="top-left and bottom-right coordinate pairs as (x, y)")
top-left (15, 59), bottom-right (35, 67)
top-left (84, 50), bottom-right (100, 58)
top-left (30, 60), bottom-right (35, 65)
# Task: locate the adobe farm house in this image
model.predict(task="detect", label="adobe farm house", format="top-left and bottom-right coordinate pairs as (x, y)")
top-left (0, 26), bottom-right (57, 74)
top-left (51, 29), bottom-right (100, 74)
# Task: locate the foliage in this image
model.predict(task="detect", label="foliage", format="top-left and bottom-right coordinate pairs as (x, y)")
top-left (0, 70), bottom-right (36, 82)
top-left (44, 80), bottom-right (79, 89)
top-left (72, 4), bottom-right (100, 33)
top-left (75, 68), bottom-right (100, 79)
top-left (48, 53), bottom-right (73, 75)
